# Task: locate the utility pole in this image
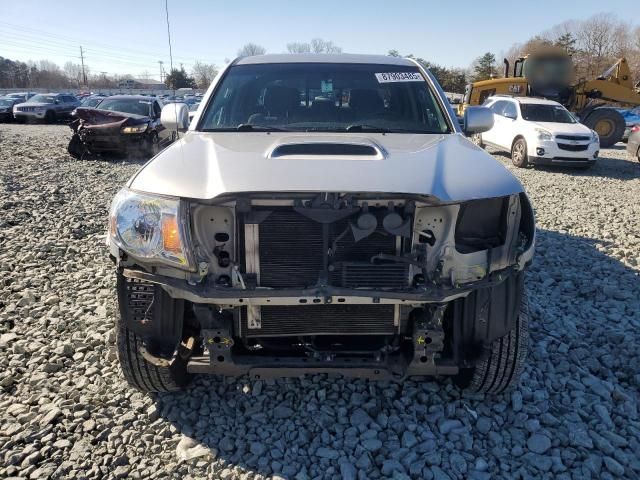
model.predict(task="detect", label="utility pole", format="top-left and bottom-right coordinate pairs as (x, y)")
top-left (158, 60), bottom-right (164, 82)
top-left (79, 46), bottom-right (87, 86)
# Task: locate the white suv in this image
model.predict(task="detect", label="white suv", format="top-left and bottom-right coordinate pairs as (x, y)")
top-left (475, 96), bottom-right (599, 168)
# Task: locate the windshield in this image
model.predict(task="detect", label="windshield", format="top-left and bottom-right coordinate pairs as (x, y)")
top-left (29, 95), bottom-right (56, 104)
top-left (0, 98), bottom-right (15, 107)
top-left (199, 63), bottom-right (451, 133)
top-left (96, 98), bottom-right (152, 116)
top-left (81, 97), bottom-right (103, 108)
top-left (520, 104), bottom-right (576, 124)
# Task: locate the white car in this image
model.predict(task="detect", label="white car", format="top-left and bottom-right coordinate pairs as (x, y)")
top-left (475, 96), bottom-right (599, 168)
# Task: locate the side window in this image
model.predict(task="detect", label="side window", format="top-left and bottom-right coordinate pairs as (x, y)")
top-left (503, 102), bottom-right (517, 119)
top-left (63, 96), bottom-right (74, 103)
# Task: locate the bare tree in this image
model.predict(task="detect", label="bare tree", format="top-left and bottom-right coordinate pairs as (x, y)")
top-left (287, 39), bottom-right (342, 54)
top-left (64, 61), bottom-right (85, 87)
top-left (287, 42), bottom-right (311, 53)
top-left (237, 43), bottom-right (266, 57)
top-left (310, 38), bottom-right (342, 54)
top-left (192, 61), bottom-right (218, 89)
top-left (577, 13), bottom-right (618, 77)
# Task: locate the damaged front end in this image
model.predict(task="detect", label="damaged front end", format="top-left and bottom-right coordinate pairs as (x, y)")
top-left (114, 189), bottom-right (535, 380)
top-left (68, 107), bottom-right (151, 158)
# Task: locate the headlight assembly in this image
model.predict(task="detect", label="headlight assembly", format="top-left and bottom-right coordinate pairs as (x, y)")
top-left (109, 188), bottom-right (193, 269)
top-left (590, 130), bottom-right (599, 142)
top-left (535, 128), bottom-right (553, 141)
top-left (121, 124), bottom-right (148, 134)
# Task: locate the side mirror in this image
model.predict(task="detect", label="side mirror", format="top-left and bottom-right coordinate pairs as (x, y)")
top-left (55, 99), bottom-right (60, 104)
top-left (161, 103), bottom-right (189, 132)
top-left (504, 112), bottom-right (517, 120)
top-left (463, 106), bottom-right (494, 135)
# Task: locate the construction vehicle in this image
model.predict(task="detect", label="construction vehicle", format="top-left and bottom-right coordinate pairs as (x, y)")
top-left (459, 49), bottom-right (640, 147)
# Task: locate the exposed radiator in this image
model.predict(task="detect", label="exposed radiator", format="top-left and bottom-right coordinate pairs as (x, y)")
top-left (241, 304), bottom-right (397, 337)
top-left (255, 209), bottom-right (408, 289)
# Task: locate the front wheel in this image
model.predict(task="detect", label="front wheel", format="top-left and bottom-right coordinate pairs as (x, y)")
top-left (471, 133), bottom-right (484, 149)
top-left (511, 138), bottom-right (529, 168)
top-left (44, 110), bottom-right (56, 124)
top-left (145, 132), bottom-right (161, 158)
top-left (459, 294), bottom-right (529, 394)
top-left (116, 276), bottom-right (191, 393)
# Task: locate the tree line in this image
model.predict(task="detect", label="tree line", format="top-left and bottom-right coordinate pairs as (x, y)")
top-left (470, 13), bottom-right (640, 83)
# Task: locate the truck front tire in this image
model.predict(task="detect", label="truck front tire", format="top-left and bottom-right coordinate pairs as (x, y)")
top-left (458, 294), bottom-right (529, 394)
top-left (116, 276), bottom-right (191, 393)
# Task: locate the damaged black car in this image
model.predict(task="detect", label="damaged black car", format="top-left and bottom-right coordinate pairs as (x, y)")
top-left (68, 95), bottom-right (175, 159)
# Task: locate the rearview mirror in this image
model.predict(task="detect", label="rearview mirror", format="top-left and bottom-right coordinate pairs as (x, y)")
top-left (161, 103), bottom-right (189, 132)
top-left (463, 106), bottom-right (494, 135)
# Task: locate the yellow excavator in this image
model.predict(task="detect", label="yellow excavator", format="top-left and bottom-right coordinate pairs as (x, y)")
top-left (458, 49), bottom-right (640, 147)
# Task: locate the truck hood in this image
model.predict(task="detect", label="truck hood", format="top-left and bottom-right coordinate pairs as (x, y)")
top-left (128, 132), bottom-right (524, 203)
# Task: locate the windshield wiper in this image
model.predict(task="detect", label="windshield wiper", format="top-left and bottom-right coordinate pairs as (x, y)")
top-left (235, 124), bottom-right (285, 132)
top-left (345, 124), bottom-right (392, 133)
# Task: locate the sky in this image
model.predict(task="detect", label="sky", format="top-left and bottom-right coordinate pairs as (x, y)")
top-left (1, 0), bottom-right (634, 80)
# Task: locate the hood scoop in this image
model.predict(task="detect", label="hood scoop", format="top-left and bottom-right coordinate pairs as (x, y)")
top-left (268, 138), bottom-right (385, 160)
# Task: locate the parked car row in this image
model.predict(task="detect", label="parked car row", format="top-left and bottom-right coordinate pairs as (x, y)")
top-left (0, 91), bottom-right (203, 124)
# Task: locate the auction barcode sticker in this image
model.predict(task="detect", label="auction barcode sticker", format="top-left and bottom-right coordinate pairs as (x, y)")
top-left (375, 72), bottom-right (423, 83)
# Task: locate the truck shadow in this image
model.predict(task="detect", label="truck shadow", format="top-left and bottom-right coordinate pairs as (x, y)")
top-left (150, 228), bottom-right (640, 479)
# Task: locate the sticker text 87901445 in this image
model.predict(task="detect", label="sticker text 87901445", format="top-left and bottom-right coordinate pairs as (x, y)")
top-left (375, 72), bottom-right (423, 83)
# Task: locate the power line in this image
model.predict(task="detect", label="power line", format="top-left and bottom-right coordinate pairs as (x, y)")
top-left (0, 21), bottom-right (206, 64)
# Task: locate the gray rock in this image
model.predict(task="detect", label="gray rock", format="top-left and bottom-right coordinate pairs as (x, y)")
top-left (273, 405), bottom-right (294, 419)
top-left (250, 442), bottom-right (267, 456)
top-left (219, 436), bottom-right (235, 452)
top-left (476, 416), bottom-right (491, 434)
top-left (113, 466), bottom-right (130, 479)
top-left (350, 408), bottom-right (373, 427)
top-left (401, 431), bottom-right (418, 448)
top-left (39, 407), bottom-right (62, 427)
top-left (176, 436), bottom-right (214, 462)
top-left (603, 456), bottom-right (625, 476)
top-left (511, 391), bottom-right (523, 412)
top-left (449, 453), bottom-right (468, 475)
top-left (361, 438), bottom-right (382, 452)
top-left (315, 447), bottom-right (339, 460)
top-left (430, 466), bottom-right (452, 480)
top-left (439, 419), bottom-right (462, 435)
top-left (527, 434), bottom-right (551, 454)
top-left (355, 452), bottom-right (372, 470)
top-left (474, 458), bottom-right (489, 472)
top-left (339, 460), bottom-right (357, 480)
top-left (381, 459), bottom-right (405, 476)
top-left (0, 332), bottom-right (18, 348)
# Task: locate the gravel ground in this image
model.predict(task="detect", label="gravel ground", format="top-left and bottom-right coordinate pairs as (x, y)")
top-left (1, 123), bottom-right (639, 480)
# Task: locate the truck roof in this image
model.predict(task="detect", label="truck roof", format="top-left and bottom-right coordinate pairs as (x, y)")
top-left (235, 53), bottom-right (416, 67)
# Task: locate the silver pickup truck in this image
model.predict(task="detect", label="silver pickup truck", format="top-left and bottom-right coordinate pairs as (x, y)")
top-left (108, 54), bottom-right (535, 395)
